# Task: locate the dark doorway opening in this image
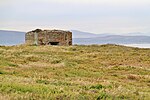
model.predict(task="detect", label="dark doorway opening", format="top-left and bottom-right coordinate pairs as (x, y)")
top-left (49, 42), bottom-right (59, 45)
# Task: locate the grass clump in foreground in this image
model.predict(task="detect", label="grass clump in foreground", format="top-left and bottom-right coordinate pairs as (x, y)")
top-left (0, 44), bottom-right (150, 100)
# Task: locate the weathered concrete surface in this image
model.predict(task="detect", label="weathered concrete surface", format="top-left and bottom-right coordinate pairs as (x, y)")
top-left (25, 29), bottom-right (72, 46)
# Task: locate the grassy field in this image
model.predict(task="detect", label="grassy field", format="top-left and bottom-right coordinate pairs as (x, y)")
top-left (0, 44), bottom-right (150, 100)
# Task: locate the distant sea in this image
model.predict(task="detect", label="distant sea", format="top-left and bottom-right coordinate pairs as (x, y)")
top-left (122, 44), bottom-right (150, 48)
top-left (0, 42), bottom-right (25, 46)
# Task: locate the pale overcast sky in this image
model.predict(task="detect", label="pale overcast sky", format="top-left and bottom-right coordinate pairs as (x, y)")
top-left (0, 0), bottom-right (150, 34)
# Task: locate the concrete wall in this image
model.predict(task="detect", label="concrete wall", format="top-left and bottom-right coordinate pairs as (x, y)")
top-left (25, 29), bottom-right (72, 46)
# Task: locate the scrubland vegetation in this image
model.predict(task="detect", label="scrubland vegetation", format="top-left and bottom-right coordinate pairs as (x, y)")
top-left (0, 44), bottom-right (150, 100)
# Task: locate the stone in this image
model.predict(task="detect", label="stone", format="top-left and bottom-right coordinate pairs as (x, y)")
top-left (25, 29), bottom-right (72, 46)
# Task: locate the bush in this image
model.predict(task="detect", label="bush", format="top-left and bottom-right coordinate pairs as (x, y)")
top-left (90, 84), bottom-right (103, 90)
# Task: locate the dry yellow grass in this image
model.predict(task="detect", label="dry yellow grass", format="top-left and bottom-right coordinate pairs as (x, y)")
top-left (0, 44), bottom-right (150, 100)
